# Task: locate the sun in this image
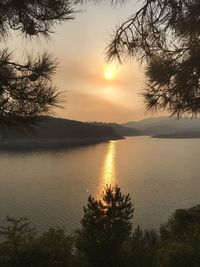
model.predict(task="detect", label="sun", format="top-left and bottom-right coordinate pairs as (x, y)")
top-left (104, 67), bottom-right (115, 80)
top-left (104, 69), bottom-right (113, 80)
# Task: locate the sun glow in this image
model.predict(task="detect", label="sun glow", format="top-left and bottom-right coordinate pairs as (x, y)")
top-left (104, 66), bottom-right (116, 80)
top-left (104, 70), bottom-right (113, 80)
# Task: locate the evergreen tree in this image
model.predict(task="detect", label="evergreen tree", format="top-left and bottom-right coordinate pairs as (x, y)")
top-left (76, 185), bottom-right (134, 267)
top-left (107, 0), bottom-right (200, 117)
top-left (0, 0), bottom-right (76, 127)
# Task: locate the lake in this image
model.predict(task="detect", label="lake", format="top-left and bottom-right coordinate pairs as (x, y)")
top-left (0, 136), bottom-right (200, 232)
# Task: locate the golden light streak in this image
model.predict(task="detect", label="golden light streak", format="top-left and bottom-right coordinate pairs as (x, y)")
top-left (97, 141), bottom-right (117, 197)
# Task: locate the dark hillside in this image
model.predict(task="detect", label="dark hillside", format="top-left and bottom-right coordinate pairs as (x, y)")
top-left (0, 117), bottom-right (122, 150)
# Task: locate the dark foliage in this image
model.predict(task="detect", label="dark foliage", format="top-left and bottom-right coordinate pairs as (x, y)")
top-left (107, 0), bottom-right (200, 117)
top-left (160, 205), bottom-right (200, 242)
top-left (0, 188), bottom-right (200, 266)
top-left (125, 226), bottom-right (160, 267)
top-left (157, 242), bottom-right (196, 267)
top-left (0, 217), bottom-right (37, 267)
top-left (0, 0), bottom-right (76, 127)
top-left (0, 217), bottom-right (74, 267)
top-left (0, 0), bottom-right (75, 38)
top-left (157, 205), bottom-right (200, 266)
top-left (0, 50), bottom-right (60, 128)
top-left (76, 185), bottom-right (134, 267)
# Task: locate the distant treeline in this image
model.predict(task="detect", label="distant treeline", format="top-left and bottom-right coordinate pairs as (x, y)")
top-left (0, 185), bottom-right (199, 267)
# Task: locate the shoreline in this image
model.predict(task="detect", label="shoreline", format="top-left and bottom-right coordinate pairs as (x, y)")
top-left (0, 136), bottom-right (124, 152)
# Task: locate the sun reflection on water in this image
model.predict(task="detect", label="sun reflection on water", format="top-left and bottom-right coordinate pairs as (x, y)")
top-left (97, 141), bottom-right (117, 197)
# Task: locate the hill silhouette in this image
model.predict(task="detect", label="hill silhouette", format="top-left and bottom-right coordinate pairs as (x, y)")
top-left (0, 117), bottom-right (122, 151)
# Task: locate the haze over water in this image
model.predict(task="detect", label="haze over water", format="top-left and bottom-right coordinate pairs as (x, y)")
top-left (1, 136), bottom-right (200, 231)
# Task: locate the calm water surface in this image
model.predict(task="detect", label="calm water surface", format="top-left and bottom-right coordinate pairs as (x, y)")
top-left (0, 136), bottom-right (200, 231)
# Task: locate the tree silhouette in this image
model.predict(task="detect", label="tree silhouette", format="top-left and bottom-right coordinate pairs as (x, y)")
top-left (0, 0), bottom-right (76, 126)
top-left (0, 217), bottom-right (36, 266)
top-left (0, 217), bottom-right (74, 267)
top-left (76, 185), bottom-right (134, 267)
top-left (125, 226), bottom-right (159, 267)
top-left (107, 0), bottom-right (200, 117)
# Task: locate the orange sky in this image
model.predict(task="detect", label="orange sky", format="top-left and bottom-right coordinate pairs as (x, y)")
top-left (6, 1), bottom-right (166, 123)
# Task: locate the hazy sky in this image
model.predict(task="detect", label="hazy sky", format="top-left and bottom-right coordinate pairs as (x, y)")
top-left (7, 1), bottom-right (165, 123)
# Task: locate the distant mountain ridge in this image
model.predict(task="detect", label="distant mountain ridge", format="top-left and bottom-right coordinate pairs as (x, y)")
top-left (2, 116), bottom-right (200, 151)
top-left (122, 117), bottom-right (200, 138)
top-left (90, 122), bottom-right (143, 137)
